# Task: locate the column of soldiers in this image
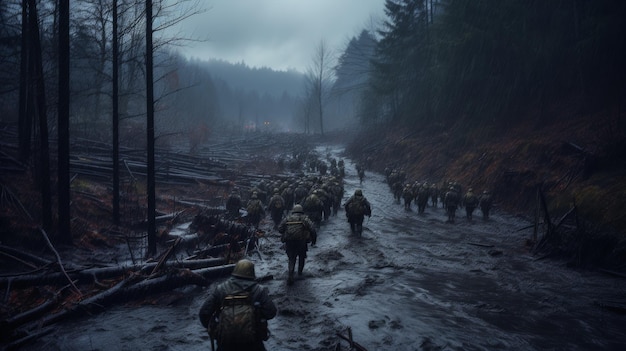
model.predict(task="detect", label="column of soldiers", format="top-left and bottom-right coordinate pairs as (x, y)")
top-left (385, 167), bottom-right (493, 223)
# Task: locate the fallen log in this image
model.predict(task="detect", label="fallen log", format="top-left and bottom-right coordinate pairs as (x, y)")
top-left (0, 257), bottom-right (226, 288)
top-left (1, 284), bottom-right (70, 331)
top-left (30, 275), bottom-right (132, 330)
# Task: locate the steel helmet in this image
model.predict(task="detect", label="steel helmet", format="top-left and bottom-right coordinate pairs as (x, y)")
top-left (232, 259), bottom-right (256, 280)
top-left (292, 204), bottom-right (304, 213)
top-left (354, 189), bottom-right (363, 196)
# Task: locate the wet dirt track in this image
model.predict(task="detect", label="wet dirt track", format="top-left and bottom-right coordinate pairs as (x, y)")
top-left (20, 145), bottom-right (626, 351)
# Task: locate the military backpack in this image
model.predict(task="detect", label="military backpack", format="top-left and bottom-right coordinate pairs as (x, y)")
top-left (212, 291), bottom-right (265, 347)
top-left (283, 218), bottom-right (310, 241)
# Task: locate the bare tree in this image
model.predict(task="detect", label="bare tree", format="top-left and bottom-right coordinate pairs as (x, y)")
top-left (112, 0), bottom-right (120, 225)
top-left (18, 0), bottom-right (31, 162)
top-left (306, 39), bottom-right (334, 136)
top-left (28, 0), bottom-right (52, 232)
top-left (58, 0), bottom-right (71, 243)
top-left (146, 0), bottom-right (156, 257)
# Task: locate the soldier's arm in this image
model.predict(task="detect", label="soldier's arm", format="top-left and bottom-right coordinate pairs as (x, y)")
top-left (256, 285), bottom-right (277, 320)
top-left (198, 288), bottom-right (221, 328)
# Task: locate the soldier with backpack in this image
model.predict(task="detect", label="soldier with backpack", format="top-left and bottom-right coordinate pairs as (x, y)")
top-left (344, 189), bottom-right (372, 237)
top-left (278, 205), bottom-right (317, 285)
top-left (199, 259), bottom-right (277, 351)
top-left (225, 188), bottom-right (242, 219)
top-left (479, 190), bottom-right (493, 220)
top-left (267, 188), bottom-right (285, 229)
top-left (444, 186), bottom-right (459, 223)
top-left (246, 192), bottom-right (265, 228)
top-left (463, 188), bottom-right (479, 220)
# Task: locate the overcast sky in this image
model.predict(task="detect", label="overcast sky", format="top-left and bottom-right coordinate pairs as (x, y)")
top-left (166, 0), bottom-right (386, 73)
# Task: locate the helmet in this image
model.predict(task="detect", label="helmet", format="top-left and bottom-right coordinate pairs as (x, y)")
top-left (232, 259), bottom-right (256, 280)
top-left (292, 204), bottom-right (304, 213)
top-left (354, 189), bottom-right (363, 196)
top-left (274, 188), bottom-right (280, 194)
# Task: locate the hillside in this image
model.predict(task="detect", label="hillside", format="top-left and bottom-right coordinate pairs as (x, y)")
top-left (344, 109), bottom-right (626, 269)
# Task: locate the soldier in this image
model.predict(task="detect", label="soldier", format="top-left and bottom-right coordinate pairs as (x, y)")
top-left (329, 179), bottom-right (344, 216)
top-left (199, 259), bottom-right (277, 351)
top-left (430, 183), bottom-right (439, 208)
top-left (267, 188), bottom-right (285, 229)
top-left (357, 167), bottom-right (365, 184)
top-left (392, 180), bottom-right (403, 204)
top-left (402, 183), bottom-right (414, 210)
top-left (463, 188), bottom-right (478, 221)
top-left (344, 189), bottom-right (372, 237)
top-left (293, 181), bottom-right (308, 205)
top-left (280, 184), bottom-right (294, 211)
top-left (302, 192), bottom-right (324, 228)
top-left (313, 187), bottom-right (331, 221)
top-left (246, 192), bottom-right (265, 228)
top-left (318, 161), bottom-right (328, 176)
top-left (417, 182), bottom-right (430, 214)
top-left (479, 190), bottom-right (493, 220)
top-left (225, 188), bottom-right (242, 219)
top-left (278, 205), bottom-right (317, 285)
top-left (463, 188), bottom-right (479, 220)
top-left (444, 186), bottom-right (459, 223)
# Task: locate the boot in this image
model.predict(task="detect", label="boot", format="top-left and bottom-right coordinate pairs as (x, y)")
top-left (288, 259), bottom-right (295, 285)
top-left (298, 257), bottom-right (305, 276)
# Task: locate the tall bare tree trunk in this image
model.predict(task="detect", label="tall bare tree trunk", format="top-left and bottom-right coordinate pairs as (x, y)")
top-left (146, 0), bottom-right (156, 257)
top-left (112, 0), bottom-right (120, 225)
top-left (57, 0), bottom-right (71, 244)
top-left (29, 0), bottom-right (52, 232)
top-left (18, 0), bottom-right (31, 163)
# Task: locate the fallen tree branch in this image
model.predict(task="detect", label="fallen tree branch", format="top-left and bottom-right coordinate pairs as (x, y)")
top-left (39, 228), bottom-right (82, 297)
top-left (336, 327), bottom-right (368, 351)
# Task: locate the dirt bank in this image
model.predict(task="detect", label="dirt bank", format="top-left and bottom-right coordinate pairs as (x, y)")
top-left (344, 114), bottom-right (626, 270)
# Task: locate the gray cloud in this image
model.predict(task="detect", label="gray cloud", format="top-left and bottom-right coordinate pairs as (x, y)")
top-left (166, 0), bottom-right (385, 72)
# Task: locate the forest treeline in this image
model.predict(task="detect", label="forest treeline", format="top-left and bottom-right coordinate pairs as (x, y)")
top-left (4, 1), bottom-right (624, 143)
top-left (347, 0), bottom-right (626, 129)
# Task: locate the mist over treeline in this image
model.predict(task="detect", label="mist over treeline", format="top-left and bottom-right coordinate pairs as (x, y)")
top-left (1, 0), bottom-right (625, 151)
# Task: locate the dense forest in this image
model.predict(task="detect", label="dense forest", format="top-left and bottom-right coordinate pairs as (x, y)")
top-left (1, 0), bottom-right (626, 241)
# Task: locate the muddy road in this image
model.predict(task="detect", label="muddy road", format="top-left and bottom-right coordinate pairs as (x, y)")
top-left (21, 145), bottom-right (626, 351)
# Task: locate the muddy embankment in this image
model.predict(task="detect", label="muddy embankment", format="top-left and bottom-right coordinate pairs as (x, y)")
top-left (342, 118), bottom-right (626, 271)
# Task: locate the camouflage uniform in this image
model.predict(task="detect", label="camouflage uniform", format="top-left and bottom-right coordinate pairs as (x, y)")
top-left (278, 206), bottom-right (317, 285)
top-left (463, 189), bottom-right (479, 220)
top-left (344, 189), bottom-right (372, 236)
top-left (444, 187), bottom-right (459, 223)
top-left (246, 193), bottom-right (265, 228)
top-left (267, 189), bottom-right (285, 229)
top-left (225, 190), bottom-right (242, 219)
top-left (199, 262), bottom-right (276, 351)
top-left (479, 191), bottom-right (493, 220)
top-left (302, 194), bottom-right (323, 227)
